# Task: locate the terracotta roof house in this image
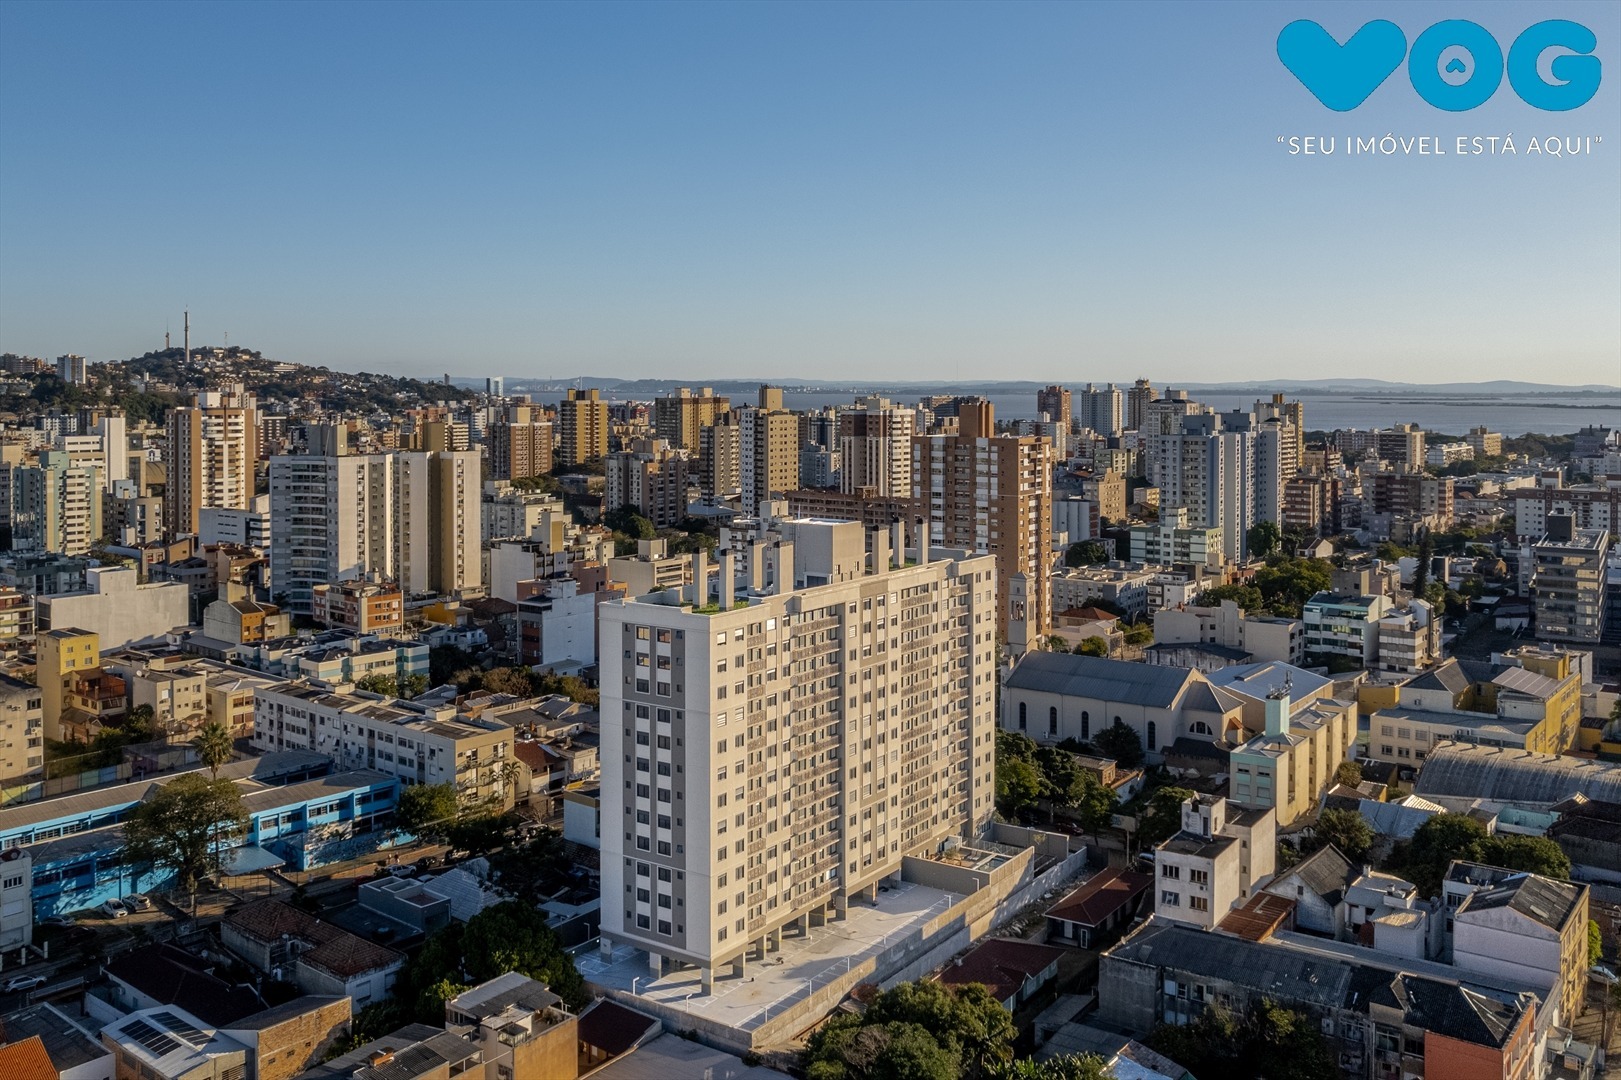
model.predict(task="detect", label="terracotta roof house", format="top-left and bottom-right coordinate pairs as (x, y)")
top-left (935, 938), bottom-right (1066, 1010)
top-left (1045, 866), bottom-right (1153, 948)
top-left (221, 898), bottom-right (404, 1010)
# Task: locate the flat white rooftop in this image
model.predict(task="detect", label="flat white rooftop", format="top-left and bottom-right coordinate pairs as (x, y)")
top-left (580, 879), bottom-right (961, 1035)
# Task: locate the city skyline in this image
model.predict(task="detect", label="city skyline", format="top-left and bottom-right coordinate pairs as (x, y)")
top-left (2, 0), bottom-right (1617, 383)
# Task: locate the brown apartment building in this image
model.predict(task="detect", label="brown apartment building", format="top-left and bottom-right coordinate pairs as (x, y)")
top-left (912, 400), bottom-right (1052, 648)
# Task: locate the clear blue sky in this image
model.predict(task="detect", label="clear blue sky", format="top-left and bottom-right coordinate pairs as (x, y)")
top-left (2, 0), bottom-right (1617, 385)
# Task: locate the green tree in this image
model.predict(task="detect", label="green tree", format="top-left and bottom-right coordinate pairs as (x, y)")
top-left (995, 757), bottom-right (1045, 820)
top-left (429, 645), bottom-right (482, 688)
top-left (1075, 637), bottom-right (1109, 657)
top-left (1308, 809), bottom-right (1373, 862)
top-left (1149, 998), bottom-right (1332, 1080)
top-left (1590, 919), bottom-right (1605, 967)
top-left (355, 673), bottom-right (400, 696)
top-left (398, 673), bottom-right (429, 698)
top-left (1092, 720), bottom-right (1144, 768)
top-left (1333, 760), bottom-right (1362, 788)
top-left (604, 506), bottom-right (656, 540)
top-left (191, 720), bottom-right (235, 780)
top-left (1247, 521), bottom-right (1281, 560)
top-left (1252, 558), bottom-right (1332, 617)
top-left (481, 666), bottom-right (537, 697)
top-left (123, 773), bottom-right (249, 894)
top-left (1412, 529), bottom-right (1434, 598)
top-left (1395, 813), bottom-right (1489, 896)
top-left (1121, 622), bottom-right (1153, 646)
top-left (124, 704), bottom-right (156, 742)
top-left (986, 1055), bottom-right (1109, 1080)
top-left (397, 782), bottom-right (460, 840)
top-left (458, 900), bottom-right (587, 1009)
top-left (1064, 541), bottom-right (1108, 568)
top-left (1474, 834), bottom-right (1571, 881)
top-left (1198, 583), bottom-right (1264, 611)
top-left (1073, 774), bottom-right (1119, 841)
top-left (1137, 786), bottom-right (1196, 848)
top-left (804, 980), bottom-right (1016, 1080)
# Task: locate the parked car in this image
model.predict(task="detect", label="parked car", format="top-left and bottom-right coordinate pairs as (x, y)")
top-left (125, 894), bottom-right (154, 912)
top-left (39, 915), bottom-right (76, 928)
top-left (3, 974), bottom-right (46, 993)
top-left (385, 864), bottom-right (415, 878)
top-left (100, 899), bottom-right (129, 918)
top-left (416, 855), bottom-right (440, 870)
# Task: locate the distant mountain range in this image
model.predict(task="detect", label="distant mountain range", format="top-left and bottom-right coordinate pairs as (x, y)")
top-left (474, 376), bottom-right (1619, 397)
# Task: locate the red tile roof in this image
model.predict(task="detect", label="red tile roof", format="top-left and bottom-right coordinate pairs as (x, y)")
top-left (935, 938), bottom-right (1065, 1003)
top-left (0, 1036), bottom-right (56, 1080)
top-left (1045, 866), bottom-right (1152, 928)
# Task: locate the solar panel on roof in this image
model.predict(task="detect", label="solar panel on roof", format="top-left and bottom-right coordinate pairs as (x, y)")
top-left (123, 1018), bottom-right (182, 1057)
top-left (151, 1010), bottom-right (210, 1044)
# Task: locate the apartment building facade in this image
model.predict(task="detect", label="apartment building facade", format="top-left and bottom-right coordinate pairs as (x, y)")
top-left (598, 519), bottom-right (997, 987)
top-left (912, 400), bottom-right (1052, 646)
top-left (252, 682), bottom-right (514, 809)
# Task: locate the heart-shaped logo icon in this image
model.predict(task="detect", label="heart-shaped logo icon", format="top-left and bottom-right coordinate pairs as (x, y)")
top-left (1278, 19), bottom-right (1408, 111)
top-left (1445, 58), bottom-right (1467, 73)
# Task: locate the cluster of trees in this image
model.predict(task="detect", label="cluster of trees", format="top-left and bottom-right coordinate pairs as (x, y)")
top-left (1148, 998), bottom-right (1335, 1080)
top-left (1198, 557), bottom-right (1332, 619)
top-left (1064, 541), bottom-right (1109, 568)
top-left (428, 646), bottom-right (598, 707)
top-left (44, 705), bottom-right (165, 777)
top-left (344, 899), bottom-right (586, 1049)
top-left (394, 782), bottom-right (524, 856)
top-left (994, 732), bottom-right (1118, 835)
top-left (355, 673), bottom-right (431, 699)
top-left (1387, 813), bottom-right (1570, 896)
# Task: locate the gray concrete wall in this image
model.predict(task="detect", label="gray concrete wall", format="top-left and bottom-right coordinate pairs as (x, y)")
top-left (990, 822), bottom-right (1071, 862)
top-left (1097, 953), bottom-right (1160, 1033)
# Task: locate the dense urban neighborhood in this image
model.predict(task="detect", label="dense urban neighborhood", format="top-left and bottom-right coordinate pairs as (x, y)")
top-left (0, 346), bottom-right (1613, 1080)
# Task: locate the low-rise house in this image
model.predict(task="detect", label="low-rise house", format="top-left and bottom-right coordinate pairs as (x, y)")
top-left (296, 1023), bottom-right (481, 1080)
top-left (1045, 865), bottom-right (1152, 948)
top-left (444, 973), bottom-right (579, 1080)
top-left (102, 943), bottom-right (264, 1026)
top-left (100, 1005), bottom-right (249, 1080)
top-left (1548, 798), bottom-right (1621, 880)
top-left (1264, 844), bottom-right (1358, 939)
top-left (222, 899), bottom-right (405, 1009)
top-left (934, 938), bottom-right (1065, 1011)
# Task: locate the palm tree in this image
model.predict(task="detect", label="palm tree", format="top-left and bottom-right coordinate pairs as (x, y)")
top-left (192, 721), bottom-right (235, 780)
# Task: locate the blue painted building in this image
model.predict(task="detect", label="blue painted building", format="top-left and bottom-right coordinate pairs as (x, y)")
top-left (0, 752), bottom-right (403, 916)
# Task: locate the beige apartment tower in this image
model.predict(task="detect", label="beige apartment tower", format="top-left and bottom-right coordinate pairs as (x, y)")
top-left (557, 388), bottom-right (609, 467)
top-left (165, 389), bottom-right (258, 537)
top-left (599, 519), bottom-right (997, 987)
top-left (912, 401), bottom-right (1053, 646)
top-left (655, 388), bottom-right (731, 454)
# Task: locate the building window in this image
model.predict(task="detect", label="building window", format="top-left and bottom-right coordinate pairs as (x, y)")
top-left (1018, 702), bottom-right (1026, 730)
top-left (1160, 890), bottom-right (1180, 907)
top-left (1048, 707), bottom-right (1058, 736)
top-left (1146, 720), bottom-right (1157, 752)
top-left (1081, 711), bottom-right (1089, 740)
top-left (1190, 896), bottom-right (1209, 912)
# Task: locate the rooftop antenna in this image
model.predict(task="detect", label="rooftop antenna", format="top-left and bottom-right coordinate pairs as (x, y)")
top-left (184, 310), bottom-right (190, 367)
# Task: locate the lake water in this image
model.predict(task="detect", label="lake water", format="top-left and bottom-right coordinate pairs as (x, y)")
top-left (778, 390), bottom-right (1621, 436)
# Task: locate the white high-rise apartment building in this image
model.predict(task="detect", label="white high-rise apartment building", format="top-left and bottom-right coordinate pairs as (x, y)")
top-left (1149, 414), bottom-right (1255, 565)
top-left (599, 518), bottom-right (997, 987)
top-left (838, 396), bottom-right (913, 497)
top-left (1078, 383), bottom-right (1124, 438)
top-left (270, 454), bottom-right (397, 613)
top-left (269, 448), bottom-right (481, 612)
